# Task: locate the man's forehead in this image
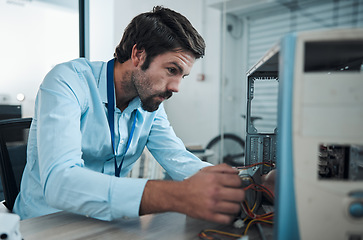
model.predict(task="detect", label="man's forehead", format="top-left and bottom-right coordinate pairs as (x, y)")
top-left (158, 50), bottom-right (195, 67)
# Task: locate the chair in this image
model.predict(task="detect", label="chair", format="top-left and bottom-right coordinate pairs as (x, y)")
top-left (0, 118), bottom-right (32, 211)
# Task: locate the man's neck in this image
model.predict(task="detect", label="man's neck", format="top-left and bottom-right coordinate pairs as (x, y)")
top-left (113, 60), bottom-right (138, 111)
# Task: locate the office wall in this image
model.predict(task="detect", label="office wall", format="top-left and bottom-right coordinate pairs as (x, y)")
top-left (89, 0), bottom-right (114, 61)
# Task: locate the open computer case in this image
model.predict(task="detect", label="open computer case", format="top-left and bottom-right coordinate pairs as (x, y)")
top-left (245, 28), bottom-right (363, 240)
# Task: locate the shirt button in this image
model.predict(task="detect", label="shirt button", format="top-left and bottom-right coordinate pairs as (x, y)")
top-left (120, 139), bottom-right (125, 144)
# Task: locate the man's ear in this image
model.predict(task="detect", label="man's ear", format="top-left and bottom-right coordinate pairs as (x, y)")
top-left (131, 44), bottom-right (146, 67)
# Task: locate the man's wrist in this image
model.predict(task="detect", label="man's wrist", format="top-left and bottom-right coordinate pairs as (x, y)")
top-left (139, 180), bottom-right (186, 215)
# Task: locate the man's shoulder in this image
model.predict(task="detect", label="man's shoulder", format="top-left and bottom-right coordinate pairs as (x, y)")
top-left (42, 58), bottom-right (107, 92)
top-left (46, 58), bottom-right (107, 87)
top-left (54, 58), bottom-right (105, 73)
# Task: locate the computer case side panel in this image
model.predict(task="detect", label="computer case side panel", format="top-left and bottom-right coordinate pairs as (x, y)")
top-left (275, 32), bottom-right (300, 240)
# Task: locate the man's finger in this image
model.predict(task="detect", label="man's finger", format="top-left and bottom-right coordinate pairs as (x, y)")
top-left (213, 187), bottom-right (245, 203)
top-left (201, 163), bottom-right (239, 174)
top-left (216, 173), bottom-right (243, 188)
top-left (213, 200), bottom-right (242, 215)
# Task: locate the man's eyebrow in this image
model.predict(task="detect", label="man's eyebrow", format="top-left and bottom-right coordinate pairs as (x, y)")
top-left (170, 62), bottom-right (189, 77)
top-left (170, 62), bottom-right (183, 73)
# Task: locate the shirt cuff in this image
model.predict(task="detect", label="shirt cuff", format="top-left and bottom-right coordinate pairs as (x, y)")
top-left (109, 177), bottom-right (148, 219)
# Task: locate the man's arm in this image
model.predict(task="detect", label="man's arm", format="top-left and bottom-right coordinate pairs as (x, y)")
top-left (139, 164), bottom-right (245, 224)
top-left (145, 104), bottom-right (213, 181)
top-left (32, 61), bottom-right (148, 221)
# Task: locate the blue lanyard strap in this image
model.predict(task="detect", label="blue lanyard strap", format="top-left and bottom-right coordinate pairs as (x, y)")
top-left (107, 59), bottom-right (116, 154)
top-left (107, 58), bottom-right (137, 177)
top-left (115, 111), bottom-right (137, 177)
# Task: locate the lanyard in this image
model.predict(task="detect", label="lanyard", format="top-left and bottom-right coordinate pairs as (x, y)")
top-left (107, 59), bottom-right (137, 177)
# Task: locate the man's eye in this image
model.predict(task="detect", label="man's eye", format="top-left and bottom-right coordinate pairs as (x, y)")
top-left (167, 67), bottom-right (177, 75)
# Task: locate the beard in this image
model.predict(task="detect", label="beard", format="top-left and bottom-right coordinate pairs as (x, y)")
top-left (140, 91), bottom-right (173, 112)
top-left (131, 70), bottom-right (173, 112)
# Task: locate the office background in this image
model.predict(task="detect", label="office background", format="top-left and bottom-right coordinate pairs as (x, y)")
top-left (1, 0), bottom-right (362, 152)
top-left (1, 2), bottom-right (362, 238)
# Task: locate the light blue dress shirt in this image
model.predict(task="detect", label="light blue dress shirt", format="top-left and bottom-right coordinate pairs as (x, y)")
top-left (13, 58), bottom-right (211, 220)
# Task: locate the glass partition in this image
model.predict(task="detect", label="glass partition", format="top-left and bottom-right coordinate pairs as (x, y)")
top-left (0, 0), bottom-right (79, 117)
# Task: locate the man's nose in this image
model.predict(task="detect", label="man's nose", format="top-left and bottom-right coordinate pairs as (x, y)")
top-left (167, 77), bottom-right (181, 93)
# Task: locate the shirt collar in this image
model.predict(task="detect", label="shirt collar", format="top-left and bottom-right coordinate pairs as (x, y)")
top-left (99, 61), bottom-right (108, 104)
top-left (117, 97), bottom-right (142, 115)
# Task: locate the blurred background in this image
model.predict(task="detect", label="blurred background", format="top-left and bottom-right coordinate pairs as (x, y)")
top-left (1, 0), bottom-right (362, 176)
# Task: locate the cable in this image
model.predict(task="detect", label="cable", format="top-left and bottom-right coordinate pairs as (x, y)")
top-left (198, 179), bottom-right (275, 239)
top-left (198, 166), bottom-right (275, 239)
top-left (236, 161), bottom-right (275, 170)
top-left (243, 219), bottom-right (273, 236)
top-left (198, 229), bottom-right (242, 239)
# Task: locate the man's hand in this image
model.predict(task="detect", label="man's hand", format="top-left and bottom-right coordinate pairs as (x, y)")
top-left (261, 169), bottom-right (276, 193)
top-left (182, 164), bottom-right (245, 224)
top-left (139, 164), bottom-right (245, 224)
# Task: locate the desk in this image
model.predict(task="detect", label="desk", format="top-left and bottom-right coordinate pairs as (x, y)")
top-left (20, 211), bottom-right (273, 240)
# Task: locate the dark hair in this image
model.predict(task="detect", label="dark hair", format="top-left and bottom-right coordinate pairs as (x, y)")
top-left (114, 6), bottom-right (205, 70)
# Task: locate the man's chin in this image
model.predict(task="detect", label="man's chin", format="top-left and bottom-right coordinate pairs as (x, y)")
top-left (141, 101), bottom-right (161, 112)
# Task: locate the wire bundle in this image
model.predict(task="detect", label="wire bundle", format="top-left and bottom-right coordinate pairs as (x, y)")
top-left (198, 229), bottom-right (243, 240)
top-left (236, 161), bottom-right (275, 170)
top-left (198, 162), bottom-right (275, 240)
top-left (241, 183), bottom-right (274, 236)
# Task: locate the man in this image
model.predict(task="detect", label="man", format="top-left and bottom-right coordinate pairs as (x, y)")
top-left (14, 6), bottom-right (244, 224)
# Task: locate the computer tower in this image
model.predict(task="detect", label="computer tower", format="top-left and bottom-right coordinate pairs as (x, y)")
top-left (277, 29), bottom-right (363, 240)
top-left (245, 28), bottom-right (363, 240)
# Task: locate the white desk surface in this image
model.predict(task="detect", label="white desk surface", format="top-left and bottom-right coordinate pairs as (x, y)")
top-left (20, 211), bottom-right (221, 240)
top-left (19, 210), bottom-right (273, 240)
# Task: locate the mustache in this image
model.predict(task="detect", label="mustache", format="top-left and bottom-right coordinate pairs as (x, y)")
top-left (160, 91), bottom-right (173, 99)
